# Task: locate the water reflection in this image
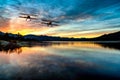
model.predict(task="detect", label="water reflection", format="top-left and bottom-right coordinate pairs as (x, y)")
top-left (0, 41), bottom-right (120, 80)
top-left (1, 41), bottom-right (120, 54)
top-left (0, 45), bottom-right (22, 54)
top-left (96, 42), bottom-right (120, 50)
top-left (32, 41), bottom-right (120, 50)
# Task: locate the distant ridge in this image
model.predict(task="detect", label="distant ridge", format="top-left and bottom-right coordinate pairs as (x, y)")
top-left (0, 31), bottom-right (83, 41)
top-left (92, 31), bottom-right (120, 41)
top-left (0, 31), bottom-right (120, 41)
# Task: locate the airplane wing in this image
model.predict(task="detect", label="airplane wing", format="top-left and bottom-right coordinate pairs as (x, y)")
top-left (20, 13), bottom-right (28, 15)
top-left (41, 22), bottom-right (48, 24)
top-left (19, 16), bottom-right (37, 19)
top-left (41, 18), bottom-right (53, 21)
top-left (20, 13), bottom-right (38, 16)
top-left (30, 17), bottom-right (37, 19)
top-left (19, 16), bottom-right (27, 18)
top-left (41, 19), bottom-right (59, 23)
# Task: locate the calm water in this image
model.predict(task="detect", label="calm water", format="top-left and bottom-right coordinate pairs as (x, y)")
top-left (0, 41), bottom-right (120, 80)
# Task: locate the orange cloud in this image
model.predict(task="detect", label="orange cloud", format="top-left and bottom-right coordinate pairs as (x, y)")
top-left (0, 17), bottom-right (119, 38)
top-left (47, 30), bottom-right (118, 38)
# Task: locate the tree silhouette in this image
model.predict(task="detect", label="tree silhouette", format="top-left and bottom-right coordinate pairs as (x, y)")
top-left (3, 33), bottom-right (9, 41)
top-left (17, 32), bottom-right (23, 40)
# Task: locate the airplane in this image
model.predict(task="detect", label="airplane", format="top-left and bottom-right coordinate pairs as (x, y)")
top-left (19, 13), bottom-right (60, 27)
top-left (19, 13), bottom-right (38, 21)
top-left (41, 19), bottom-right (59, 27)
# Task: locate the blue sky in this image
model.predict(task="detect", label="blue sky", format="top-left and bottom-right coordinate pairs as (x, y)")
top-left (0, 0), bottom-right (120, 38)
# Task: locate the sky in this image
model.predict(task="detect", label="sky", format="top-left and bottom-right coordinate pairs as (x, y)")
top-left (0, 0), bottom-right (120, 38)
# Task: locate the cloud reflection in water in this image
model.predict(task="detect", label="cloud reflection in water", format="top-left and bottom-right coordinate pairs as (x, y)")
top-left (0, 41), bottom-right (120, 80)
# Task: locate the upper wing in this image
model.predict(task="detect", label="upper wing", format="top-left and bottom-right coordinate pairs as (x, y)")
top-left (30, 17), bottom-right (37, 19)
top-left (41, 18), bottom-right (59, 23)
top-left (20, 13), bottom-right (38, 16)
top-left (19, 16), bottom-right (37, 19)
top-left (19, 16), bottom-right (27, 18)
top-left (41, 19), bottom-right (50, 22)
top-left (41, 22), bottom-right (48, 24)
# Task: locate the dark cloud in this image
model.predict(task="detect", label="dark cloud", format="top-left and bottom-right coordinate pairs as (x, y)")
top-left (0, 0), bottom-right (120, 32)
top-left (1, 0), bottom-right (120, 20)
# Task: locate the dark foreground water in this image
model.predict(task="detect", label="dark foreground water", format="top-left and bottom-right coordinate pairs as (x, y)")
top-left (0, 41), bottom-right (120, 80)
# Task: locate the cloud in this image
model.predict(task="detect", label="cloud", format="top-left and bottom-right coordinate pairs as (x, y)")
top-left (0, 0), bottom-right (120, 37)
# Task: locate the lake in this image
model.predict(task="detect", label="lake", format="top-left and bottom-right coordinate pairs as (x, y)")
top-left (0, 41), bottom-right (120, 80)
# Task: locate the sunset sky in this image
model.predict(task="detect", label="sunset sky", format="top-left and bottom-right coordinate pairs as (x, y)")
top-left (0, 0), bottom-right (120, 38)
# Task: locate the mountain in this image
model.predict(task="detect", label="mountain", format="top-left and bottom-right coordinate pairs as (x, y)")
top-left (23, 35), bottom-right (84, 41)
top-left (0, 31), bottom-right (84, 41)
top-left (92, 31), bottom-right (120, 41)
top-left (0, 31), bottom-right (4, 36)
top-left (0, 31), bottom-right (120, 41)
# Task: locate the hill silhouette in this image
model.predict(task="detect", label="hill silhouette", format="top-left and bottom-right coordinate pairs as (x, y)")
top-left (92, 31), bottom-right (120, 41)
top-left (0, 31), bottom-right (120, 41)
top-left (0, 31), bottom-right (85, 41)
